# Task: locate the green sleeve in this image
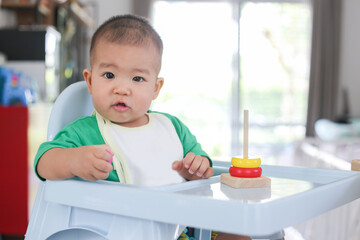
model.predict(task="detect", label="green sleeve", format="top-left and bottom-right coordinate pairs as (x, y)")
top-left (150, 111), bottom-right (212, 167)
top-left (34, 116), bottom-right (106, 181)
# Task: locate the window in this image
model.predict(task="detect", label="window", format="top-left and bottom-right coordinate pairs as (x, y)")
top-left (152, 1), bottom-right (312, 162)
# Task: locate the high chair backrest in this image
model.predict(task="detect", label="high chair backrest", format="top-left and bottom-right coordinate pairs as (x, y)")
top-left (47, 81), bottom-right (93, 141)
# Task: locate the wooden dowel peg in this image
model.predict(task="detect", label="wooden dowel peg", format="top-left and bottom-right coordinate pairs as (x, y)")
top-left (243, 109), bottom-right (249, 159)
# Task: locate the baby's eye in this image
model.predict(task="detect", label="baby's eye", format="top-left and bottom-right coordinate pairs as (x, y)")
top-left (133, 76), bottom-right (144, 82)
top-left (103, 72), bottom-right (115, 79)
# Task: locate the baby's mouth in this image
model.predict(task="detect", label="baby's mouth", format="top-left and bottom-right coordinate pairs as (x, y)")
top-left (116, 102), bottom-right (127, 107)
top-left (113, 102), bottom-right (130, 112)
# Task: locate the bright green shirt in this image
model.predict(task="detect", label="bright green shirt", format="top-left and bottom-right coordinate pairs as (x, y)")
top-left (34, 111), bottom-right (211, 181)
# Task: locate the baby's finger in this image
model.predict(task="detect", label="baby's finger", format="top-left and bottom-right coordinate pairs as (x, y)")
top-left (202, 167), bottom-right (214, 179)
top-left (93, 159), bottom-right (113, 173)
top-left (91, 170), bottom-right (110, 180)
top-left (172, 160), bottom-right (184, 171)
top-left (94, 146), bottom-right (113, 161)
top-left (183, 152), bottom-right (196, 169)
top-left (188, 155), bottom-right (203, 175)
top-left (83, 174), bottom-right (97, 181)
top-left (105, 150), bottom-right (114, 163)
top-left (196, 159), bottom-right (209, 177)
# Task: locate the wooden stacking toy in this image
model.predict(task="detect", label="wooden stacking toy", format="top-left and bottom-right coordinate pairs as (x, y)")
top-left (221, 110), bottom-right (271, 188)
top-left (351, 159), bottom-right (360, 171)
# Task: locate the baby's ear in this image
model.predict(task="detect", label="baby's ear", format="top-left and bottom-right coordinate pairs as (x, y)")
top-left (153, 77), bottom-right (164, 100)
top-left (83, 69), bottom-right (93, 94)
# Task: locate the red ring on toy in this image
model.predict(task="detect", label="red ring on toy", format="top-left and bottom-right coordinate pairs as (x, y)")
top-left (229, 166), bottom-right (262, 178)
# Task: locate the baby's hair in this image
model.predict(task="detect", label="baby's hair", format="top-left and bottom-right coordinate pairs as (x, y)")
top-left (90, 14), bottom-right (163, 66)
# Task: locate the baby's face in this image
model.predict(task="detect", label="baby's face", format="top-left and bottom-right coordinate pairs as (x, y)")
top-left (84, 40), bottom-right (163, 127)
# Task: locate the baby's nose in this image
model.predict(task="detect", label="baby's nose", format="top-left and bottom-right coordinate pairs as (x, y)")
top-left (113, 84), bottom-right (131, 95)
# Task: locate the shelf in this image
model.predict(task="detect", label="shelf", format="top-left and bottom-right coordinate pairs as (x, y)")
top-left (1, 1), bottom-right (37, 9)
top-left (1, 1), bottom-right (54, 25)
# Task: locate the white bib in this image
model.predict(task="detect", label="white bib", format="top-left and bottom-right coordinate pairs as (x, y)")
top-left (97, 112), bottom-right (185, 186)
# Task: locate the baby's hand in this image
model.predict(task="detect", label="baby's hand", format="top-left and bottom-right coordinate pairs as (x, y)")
top-left (172, 152), bottom-right (214, 180)
top-left (70, 145), bottom-right (113, 181)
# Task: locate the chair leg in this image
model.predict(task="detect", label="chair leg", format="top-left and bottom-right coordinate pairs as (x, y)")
top-left (194, 229), bottom-right (212, 240)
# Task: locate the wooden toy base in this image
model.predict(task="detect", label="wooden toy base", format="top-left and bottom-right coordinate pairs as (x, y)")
top-left (221, 173), bottom-right (271, 188)
top-left (351, 159), bottom-right (360, 171)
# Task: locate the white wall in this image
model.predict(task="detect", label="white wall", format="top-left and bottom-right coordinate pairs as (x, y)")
top-left (77, 0), bottom-right (132, 68)
top-left (97, 0), bottom-right (132, 25)
top-left (79, 0), bottom-right (132, 27)
top-left (338, 0), bottom-right (360, 118)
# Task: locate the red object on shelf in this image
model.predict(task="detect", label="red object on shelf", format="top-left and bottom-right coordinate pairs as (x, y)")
top-left (0, 106), bottom-right (28, 234)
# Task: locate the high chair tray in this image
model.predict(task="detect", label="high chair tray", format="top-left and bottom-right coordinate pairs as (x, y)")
top-left (43, 162), bottom-right (360, 237)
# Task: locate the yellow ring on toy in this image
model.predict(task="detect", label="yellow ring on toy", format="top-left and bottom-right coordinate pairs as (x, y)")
top-left (231, 157), bottom-right (261, 168)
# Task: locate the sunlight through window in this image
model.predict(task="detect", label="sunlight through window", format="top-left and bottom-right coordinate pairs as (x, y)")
top-left (152, 1), bottom-right (311, 162)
